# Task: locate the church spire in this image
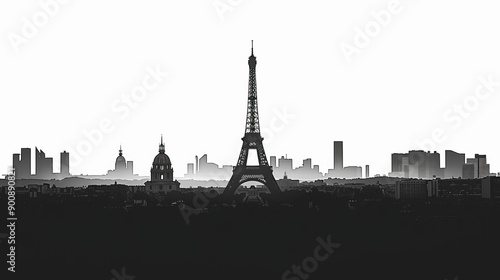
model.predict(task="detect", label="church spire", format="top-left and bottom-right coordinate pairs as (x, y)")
top-left (119, 145), bottom-right (123, 156)
top-left (159, 135), bottom-right (165, 153)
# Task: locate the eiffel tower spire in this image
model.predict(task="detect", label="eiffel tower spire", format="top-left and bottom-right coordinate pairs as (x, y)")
top-left (246, 40), bottom-right (259, 134)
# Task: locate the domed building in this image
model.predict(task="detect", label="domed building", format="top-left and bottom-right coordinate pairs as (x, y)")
top-left (115, 146), bottom-right (126, 171)
top-left (144, 136), bottom-right (180, 193)
top-left (107, 145), bottom-right (134, 178)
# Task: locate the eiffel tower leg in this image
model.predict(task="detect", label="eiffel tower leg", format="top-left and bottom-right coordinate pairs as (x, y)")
top-left (256, 141), bottom-right (269, 166)
top-left (262, 168), bottom-right (281, 194)
top-left (223, 166), bottom-right (244, 197)
top-left (237, 142), bottom-right (249, 167)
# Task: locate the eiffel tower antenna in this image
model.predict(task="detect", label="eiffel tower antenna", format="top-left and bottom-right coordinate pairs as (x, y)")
top-left (223, 42), bottom-right (281, 198)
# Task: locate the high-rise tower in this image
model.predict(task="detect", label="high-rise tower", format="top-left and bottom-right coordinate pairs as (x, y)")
top-left (13, 148), bottom-right (32, 179)
top-left (60, 151), bottom-right (70, 177)
top-left (334, 141), bottom-right (343, 170)
top-left (35, 147), bottom-right (53, 179)
top-left (223, 41), bottom-right (281, 197)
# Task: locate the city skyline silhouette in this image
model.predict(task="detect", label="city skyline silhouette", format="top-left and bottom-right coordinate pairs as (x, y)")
top-left (5, 42), bottom-right (498, 183)
top-left (3, 2), bottom-right (500, 279)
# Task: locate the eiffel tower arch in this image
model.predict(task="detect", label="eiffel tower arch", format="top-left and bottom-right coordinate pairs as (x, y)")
top-left (223, 41), bottom-right (281, 197)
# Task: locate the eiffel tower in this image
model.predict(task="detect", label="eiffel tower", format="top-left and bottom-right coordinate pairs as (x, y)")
top-left (223, 41), bottom-right (281, 197)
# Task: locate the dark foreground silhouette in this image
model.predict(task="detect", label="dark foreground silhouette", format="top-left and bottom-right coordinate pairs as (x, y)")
top-left (1, 190), bottom-right (500, 280)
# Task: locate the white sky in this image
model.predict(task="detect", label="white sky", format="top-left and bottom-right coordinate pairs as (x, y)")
top-left (1, 0), bottom-right (500, 178)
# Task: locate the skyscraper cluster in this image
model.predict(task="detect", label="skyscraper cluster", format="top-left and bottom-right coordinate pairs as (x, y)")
top-left (13, 147), bottom-right (70, 179)
top-left (269, 155), bottom-right (322, 180)
top-left (184, 154), bottom-right (233, 180)
top-left (184, 154), bottom-right (325, 181)
top-left (390, 150), bottom-right (491, 179)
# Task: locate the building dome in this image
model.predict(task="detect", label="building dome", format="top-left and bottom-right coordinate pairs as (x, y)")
top-left (116, 155), bottom-right (126, 166)
top-left (115, 146), bottom-right (127, 171)
top-left (151, 135), bottom-right (172, 168)
top-left (153, 153), bottom-right (171, 165)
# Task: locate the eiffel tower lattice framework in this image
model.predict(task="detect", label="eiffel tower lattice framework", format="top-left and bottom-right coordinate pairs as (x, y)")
top-left (223, 41), bottom-right (281, 197)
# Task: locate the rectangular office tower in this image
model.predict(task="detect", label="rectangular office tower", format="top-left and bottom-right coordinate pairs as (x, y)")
top-left (187, 163), bottom-right (194, 175)
top-left (334, 141), bottom-right (343, 170)
top-left (270, 156), bottom-right (277, 168)
top-left (475, 154), bottom-right (490, 178)
top-left (13, 147), bottom-right (32, 179)
top-left (390, 153), bottom-right (409, 178)
top-left (35, 148), bottom-right (53, 179)
top-left (60, 151), bottom-right (70, 176)
top-left (445, 150), bottom-right (465, 178)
